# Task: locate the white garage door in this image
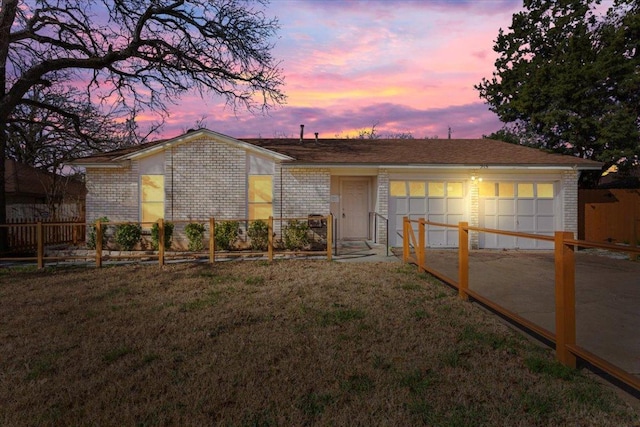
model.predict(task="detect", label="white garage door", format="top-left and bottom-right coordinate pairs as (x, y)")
top-left (389, 180), bottom-right (465, 247)
top-left (479, 181), bottom-right (556, 249)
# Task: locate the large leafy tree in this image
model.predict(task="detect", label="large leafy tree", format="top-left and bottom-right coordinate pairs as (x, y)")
top-left (0, 0), bottom-right (285, 248)
top-left (476, 0), bottom-right (640, 175)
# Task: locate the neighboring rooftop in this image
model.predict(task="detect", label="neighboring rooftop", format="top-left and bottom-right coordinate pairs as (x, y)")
top-left (5, 160), bottom-right (86, 198)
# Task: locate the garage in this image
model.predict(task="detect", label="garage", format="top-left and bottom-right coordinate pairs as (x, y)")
top-left (388, 178), bottom-right (559, 249)
top-left (388, 180), bottom-right (465, 248)
top-left (478, 181), bottom-right (557, 249)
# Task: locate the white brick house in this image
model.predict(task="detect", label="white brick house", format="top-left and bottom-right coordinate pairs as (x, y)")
top-left (73, 129), bottom-right (602, 249)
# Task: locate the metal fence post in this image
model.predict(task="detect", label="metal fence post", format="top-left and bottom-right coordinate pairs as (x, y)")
top-left (458, 222), bottom-right (469, 301)
top-left (555, 231), bottom-right (576, 368)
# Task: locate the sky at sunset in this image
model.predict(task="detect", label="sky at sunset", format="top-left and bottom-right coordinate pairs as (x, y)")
top-left (158, 0), bottom-right (525, 140)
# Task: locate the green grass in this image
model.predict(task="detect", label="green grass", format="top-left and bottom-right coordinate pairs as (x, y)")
top-left (102, 346), bottom-right (134, 364)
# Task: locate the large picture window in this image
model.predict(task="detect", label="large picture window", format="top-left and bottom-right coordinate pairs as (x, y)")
top-left (141, 175), bottom-right (164, 226)
top-left (248, 175), bottom-right (273, 219)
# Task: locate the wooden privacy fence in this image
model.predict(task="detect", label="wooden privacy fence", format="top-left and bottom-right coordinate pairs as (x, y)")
top-left (0, 215), bottom-right (333, 269)
top-left (402, 217), bottom-right (640, 393)
top-left (5, 218), bottom-right (85, 250)
top-left (579, 188), bottom-right (640, 246)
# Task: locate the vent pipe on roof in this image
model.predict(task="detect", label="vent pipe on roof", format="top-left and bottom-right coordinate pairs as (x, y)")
top-left (299, 124), bottom-right (304, 143)
top-left (314, 132), bottom-right (319, 143)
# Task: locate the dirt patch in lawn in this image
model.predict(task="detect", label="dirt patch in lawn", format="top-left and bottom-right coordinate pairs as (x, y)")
top-left (1, 261), bottom-right (638, 426)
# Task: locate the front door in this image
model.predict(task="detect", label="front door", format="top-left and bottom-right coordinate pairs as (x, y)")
top-left (341, 179), bottom-right (369, 239)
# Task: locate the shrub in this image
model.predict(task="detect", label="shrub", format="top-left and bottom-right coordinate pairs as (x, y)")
top-left (283, 220), bottom-right (310, 250)
top-left (247, 219), bottom-right (269, 251)
top-left (214, 220), bottom-right (239, 250)
top-left (114, 223), bottom-right (142, 251)
top-left (185, 222), bottom-right (206, 251)
top-left (87, 217), bottom-right (109, 250)
top-left (151, 221), bottom-right (174, 250)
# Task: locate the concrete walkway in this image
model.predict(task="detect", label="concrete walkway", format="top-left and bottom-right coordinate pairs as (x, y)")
top-left (333, 240), bottom-right (398, 263)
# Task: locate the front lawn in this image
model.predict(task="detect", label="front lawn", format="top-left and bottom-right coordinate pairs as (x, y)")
top-left (0, 261), bottom-right (637, 426)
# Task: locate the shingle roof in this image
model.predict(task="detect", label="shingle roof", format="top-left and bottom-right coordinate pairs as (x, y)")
top-left (5, 160), bottom-right (86, 198)
top-left (72, 131), bottom-right (603, 169)
top-left (244, 138), bottom-right (602, 168)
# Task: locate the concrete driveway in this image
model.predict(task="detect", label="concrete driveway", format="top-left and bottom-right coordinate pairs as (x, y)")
top-left (421, 249), bottom-right (640, 380)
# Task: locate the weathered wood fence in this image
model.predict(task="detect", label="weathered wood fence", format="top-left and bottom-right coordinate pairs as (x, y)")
top-left (6, 218), bottom-right (85, 250)
top-left (403, 217), bottom-right (640, 394)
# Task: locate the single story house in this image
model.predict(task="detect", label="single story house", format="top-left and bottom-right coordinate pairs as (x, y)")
top-left (72, 128), bottom-right (602, 249)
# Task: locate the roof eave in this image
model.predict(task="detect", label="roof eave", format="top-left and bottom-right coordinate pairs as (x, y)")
top-left (283, 163), bottom-right (603, 170)
top-left (116, 129), bottom-right (294, 162)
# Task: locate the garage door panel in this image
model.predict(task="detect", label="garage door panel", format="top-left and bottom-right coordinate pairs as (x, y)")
top-left (537, 199), bottom-right (554, 214)
top-left (483, 200), bottom-right (497, 215)
top-left (497, 199), bottom-right (515, 215)
top-left (428, 198), bottom-right (445, 213)
top-left (447, 199), bottom-right (464, 212)
top-left (448, 214), bottom-right (464, 225)
top-left (517, 199), bottom-right (534, 212)
top-left (428, 228), bottom-right (448, 246)
top-left (518, 215), bottom-right (535, 230)
top-left (394, 198), bottom-right (408, 214)
top-left (517, 237), bottom-right (536, 249)
top-left (536, 216), bottom-right (554, 231)
top-left (428, 214), bottom-right (445, 223)
top-left (497, 235), bottom-right (516, 247)
top-left (408, 198), bottom-right (426, 213)
top-left (498, 215), bottom-right (515, 230)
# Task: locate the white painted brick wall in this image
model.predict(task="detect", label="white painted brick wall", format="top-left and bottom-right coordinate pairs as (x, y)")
top-left (86, 164), bottom-right (139, 222)
top-left (165, 138), bottom-right (246, 220)
top-left (375, 169), bottom-right (389, 244)
top-left (562, 170), bottom-right (579, 236)
top-left (279, 167), bottom-right (331, 217)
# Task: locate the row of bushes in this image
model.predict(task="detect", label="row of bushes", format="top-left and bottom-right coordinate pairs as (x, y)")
top-left (87, 218), bottom-right (312, 252)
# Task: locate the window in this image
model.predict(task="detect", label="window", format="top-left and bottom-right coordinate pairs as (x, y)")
top-left (409, 181), bottom-right (425, 197)
top-left (141, 175), bottom-right (164, 226)
top-left (390, 181), bottom-right (406, 197)
top-left (248, 175), bottom-right (273, 219)
top-left (518, 183), bottom-right (534, 198)
top-left (428, 182), bottom-right (444, 197)
top-left (537, 183), bottom-right (554, 198)
top-left (498, 182), bottom-right (514, 198)
top-left (447, 182), bottom-right (463, 197)
top-left (479, 181), bottom-right (496, 197)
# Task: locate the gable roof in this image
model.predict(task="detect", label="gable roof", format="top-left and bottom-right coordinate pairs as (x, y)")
top-left (72, 129), bottom-right (292, 167)
top-left (72, 129), bottom-right (603, 170)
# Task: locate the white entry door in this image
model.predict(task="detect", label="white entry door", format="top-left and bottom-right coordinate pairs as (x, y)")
top-left (341, 179), bottom-right (369, 239)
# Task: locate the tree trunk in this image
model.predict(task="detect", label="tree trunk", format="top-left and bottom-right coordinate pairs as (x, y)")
top-left (0, 123), bottom-right (7, 251)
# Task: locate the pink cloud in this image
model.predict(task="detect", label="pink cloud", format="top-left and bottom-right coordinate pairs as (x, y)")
top-left (154, 0), bottom-right (521, 141)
